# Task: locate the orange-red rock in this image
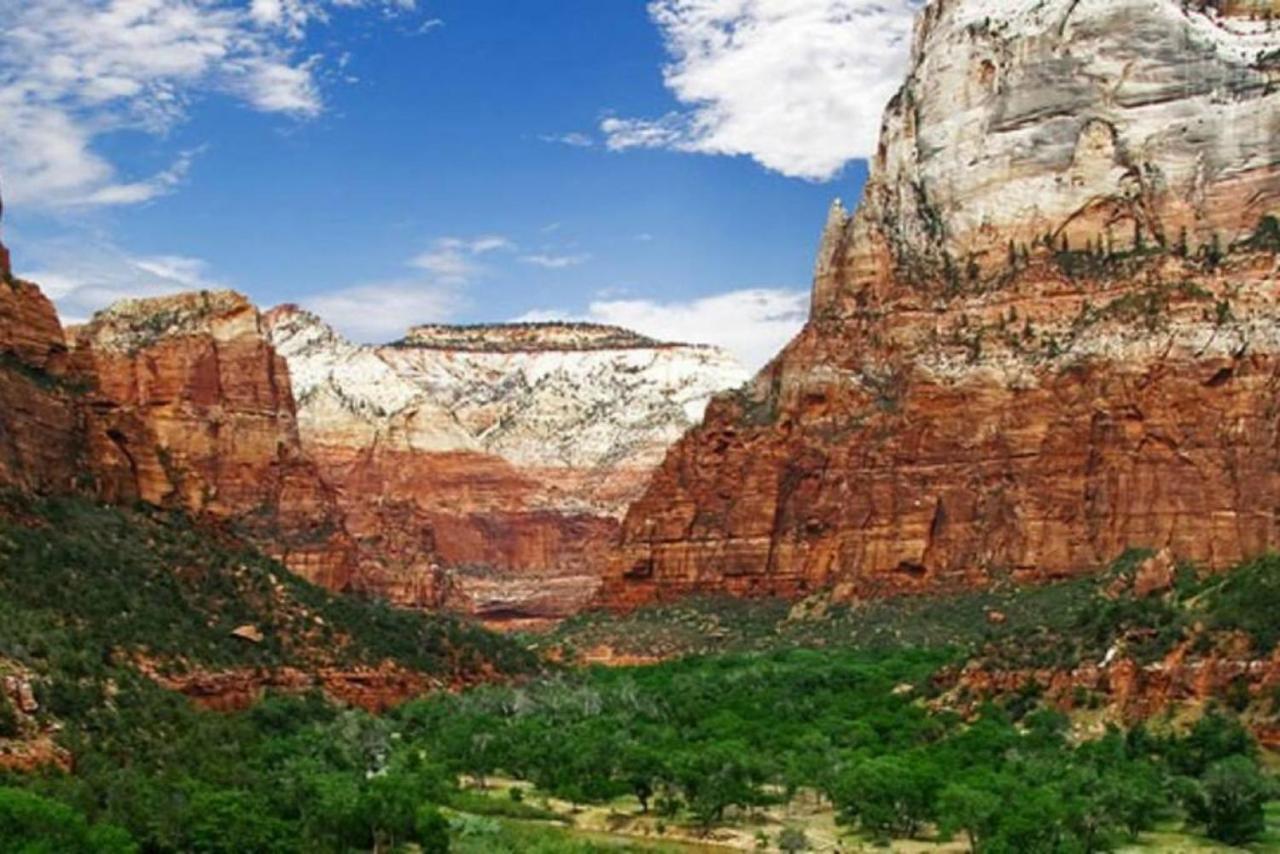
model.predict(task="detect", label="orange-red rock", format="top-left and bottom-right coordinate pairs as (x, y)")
top-left (0, 273), bottom-right (80, 495)
top-left (69, 291), bottom-right (358, 589)
top-left (145, 663), bottom-right (438, 713)
top-left (602, 0), bottom-right (1280, 609)
top-left (265, 308), bottom-right (746, 621)
top-left (940, 644), bottom-right (1280, 738)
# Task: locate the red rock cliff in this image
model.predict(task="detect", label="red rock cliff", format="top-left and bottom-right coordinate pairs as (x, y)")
top-left (69, 291), bottom-right (357, 590)
top-left (265, 308), bottom-right (747, 622)
top-left (0, 253), bottom-right (80, 494)
top-left (601, 0), bottom-right (1280, 609)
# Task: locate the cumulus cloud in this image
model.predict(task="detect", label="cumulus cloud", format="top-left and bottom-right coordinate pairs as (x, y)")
top-left (604, 0), bottom-right (924, 181)
top-left (0, 0), bottom-right (415, 210)
top-left (519, 287), bottom-right (809, 370)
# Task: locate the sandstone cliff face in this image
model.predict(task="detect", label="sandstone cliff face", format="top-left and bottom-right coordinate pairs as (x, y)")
top-left (0, 242), bottom-right (81, 495)
top-left (266, 309), bottom-right (747, 620)
top-left (69, 291), bottom-right (356, 590)
top-left (602, 0), bottom-right (1280, 609)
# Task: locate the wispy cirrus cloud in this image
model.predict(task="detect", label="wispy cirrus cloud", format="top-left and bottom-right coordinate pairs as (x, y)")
top-left (604, 0), bottom-right (924, 181)
top-left (519, 252), bottom-right (591, 270)
top-left (539, 131), bottom-right (595, 148)
top-left (410, 235), bottom-right (514, 283)
top-left (302, 279), bottom-right (464, 343)
top-left (300, 234), bottom-right (512, 341)
top-left (0, 0), bottom-right (418, 211)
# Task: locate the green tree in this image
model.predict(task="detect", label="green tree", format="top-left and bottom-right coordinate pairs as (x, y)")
top-left (1167, 712), bottom-right (1255, 776)
top-left (675, 743), bottom-right (765, 828)
top-left (414, 805), bottom-right (451, 853)
top-left (0, 787), bottom-right (137, 854)
top-left (0, 692), bottom-right (19, 739)
top-left (182, 788), bottom-right (294, 854)
top-left (1186, 756), bottom-right (1270, 846)
top-left (833, 754), bottom-right (940, 839)
top-left (1094, 762), bottom-right (1163, 841)
top-left (938, 775), bottom-right (1003, 851)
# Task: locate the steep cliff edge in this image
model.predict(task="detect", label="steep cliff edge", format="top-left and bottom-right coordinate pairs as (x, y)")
top-left (602, 0), bottom-right (1280, 609)
top-left (68, 291), bottom-right (357, 590)
top-left (265, 309), bottom-right (747, 620)
top-left (0, 255), bottom-right (80, 495)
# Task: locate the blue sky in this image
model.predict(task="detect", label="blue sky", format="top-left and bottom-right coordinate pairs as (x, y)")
top-left (0, 0), bottom-right (920, 368)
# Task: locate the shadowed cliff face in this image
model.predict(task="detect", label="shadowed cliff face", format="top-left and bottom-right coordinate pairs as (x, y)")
top-left (64, 291), bottom-right (359, 591)
top-left (601, 0), bottom-right (1280, 609)
top-left (0, 272), bottom-right (79, 495)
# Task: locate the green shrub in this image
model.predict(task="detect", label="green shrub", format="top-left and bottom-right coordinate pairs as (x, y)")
top-left (0, 786), bottom-right (136, 854)
top-left (415, 805), bottom-right (450, 853)
top-left (0, 692), bottom-right (18, 739)
top-left (1184, 756), bottom-right (1271, 846)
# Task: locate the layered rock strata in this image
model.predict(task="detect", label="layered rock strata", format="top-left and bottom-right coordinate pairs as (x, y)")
top-left (265, 310), bottom-right (747, 619)
top-left (68, 292), bottom-right (357, 590)
top-left (0, 267), bottom-right (80, 495)
top-left (602, 0), bottom-right (1280, 608)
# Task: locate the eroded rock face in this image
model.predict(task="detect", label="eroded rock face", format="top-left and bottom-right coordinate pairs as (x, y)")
top-left (69, 291), bottom-right (357, 590)
top-left (940, 644), bottom-right (1280, 740)
top-left (265, 309), bottom-right (748, 620)
top-left (602, 0), bottom-right (1280, 609)
top-left (0, 269), bottom-right (80, 495)
top-left (820, 0), bottom-right (1280, 307)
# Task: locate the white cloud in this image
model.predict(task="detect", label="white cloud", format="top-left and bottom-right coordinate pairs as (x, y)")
top-left (0, 0), bottom-right (415, 210)
top-left (539, 131), bottom-right (595, 148)
top-left (519, 252), bottom-right (591, 269)
top-left (23, 241), bottom-right (229, 325)
top-left (299, 234), bottom-right (510, 341)
top-left (302, 279), bottom-right (462, 343)
top-left (409, 235), bottom-right (513, 283)
top-left (605, 0), bottom-right (924, 181)
top-left (518, 287), bottom-right (809, 370)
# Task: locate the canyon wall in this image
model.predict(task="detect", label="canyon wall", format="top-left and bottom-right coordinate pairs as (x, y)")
top-left (0, 250), bottom-right (80, 495)
top-left (601, 0), bottom-right (1280, 609)
top-left (266, 309), bottom-right (746, 620)
top-left (0, 242), bottom-right (746, 622)
top-left (65, 291), bottom-right (357, 590)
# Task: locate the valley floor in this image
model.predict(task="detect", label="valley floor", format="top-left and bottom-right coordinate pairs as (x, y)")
top-left (2, 496), bottom-right (1280, 852)
top-left (443, 777), bottom-right (1280, 852)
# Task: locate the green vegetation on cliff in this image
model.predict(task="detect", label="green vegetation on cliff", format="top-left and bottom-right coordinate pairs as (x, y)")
top-left (0, 494), bottom-right (1277, 851)
top-left (0, 492), bottom-right (537, 679)
top-left (0, 493), bottom-right (539, 851)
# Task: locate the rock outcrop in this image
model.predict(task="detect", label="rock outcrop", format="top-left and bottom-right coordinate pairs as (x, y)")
top-left (0, 271), bottom-right (80, 495)
top-left (602, 0), bottom-right (1280, 608)
top-left (68, 291), bottom-right (357, 590)
top-left (265, 309), bottom-right (747, 620)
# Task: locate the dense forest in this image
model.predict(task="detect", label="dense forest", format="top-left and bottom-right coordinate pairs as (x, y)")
top-left (0, 495), bottom-right (1277, 852)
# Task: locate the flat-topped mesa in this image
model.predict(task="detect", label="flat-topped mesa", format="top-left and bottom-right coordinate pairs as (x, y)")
top-left (601, 0), bottom-right (1280, 611)
top-left (265, 308), bottom-right (748, 621)
top-left (398, 322), bottom-right (668, 352)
